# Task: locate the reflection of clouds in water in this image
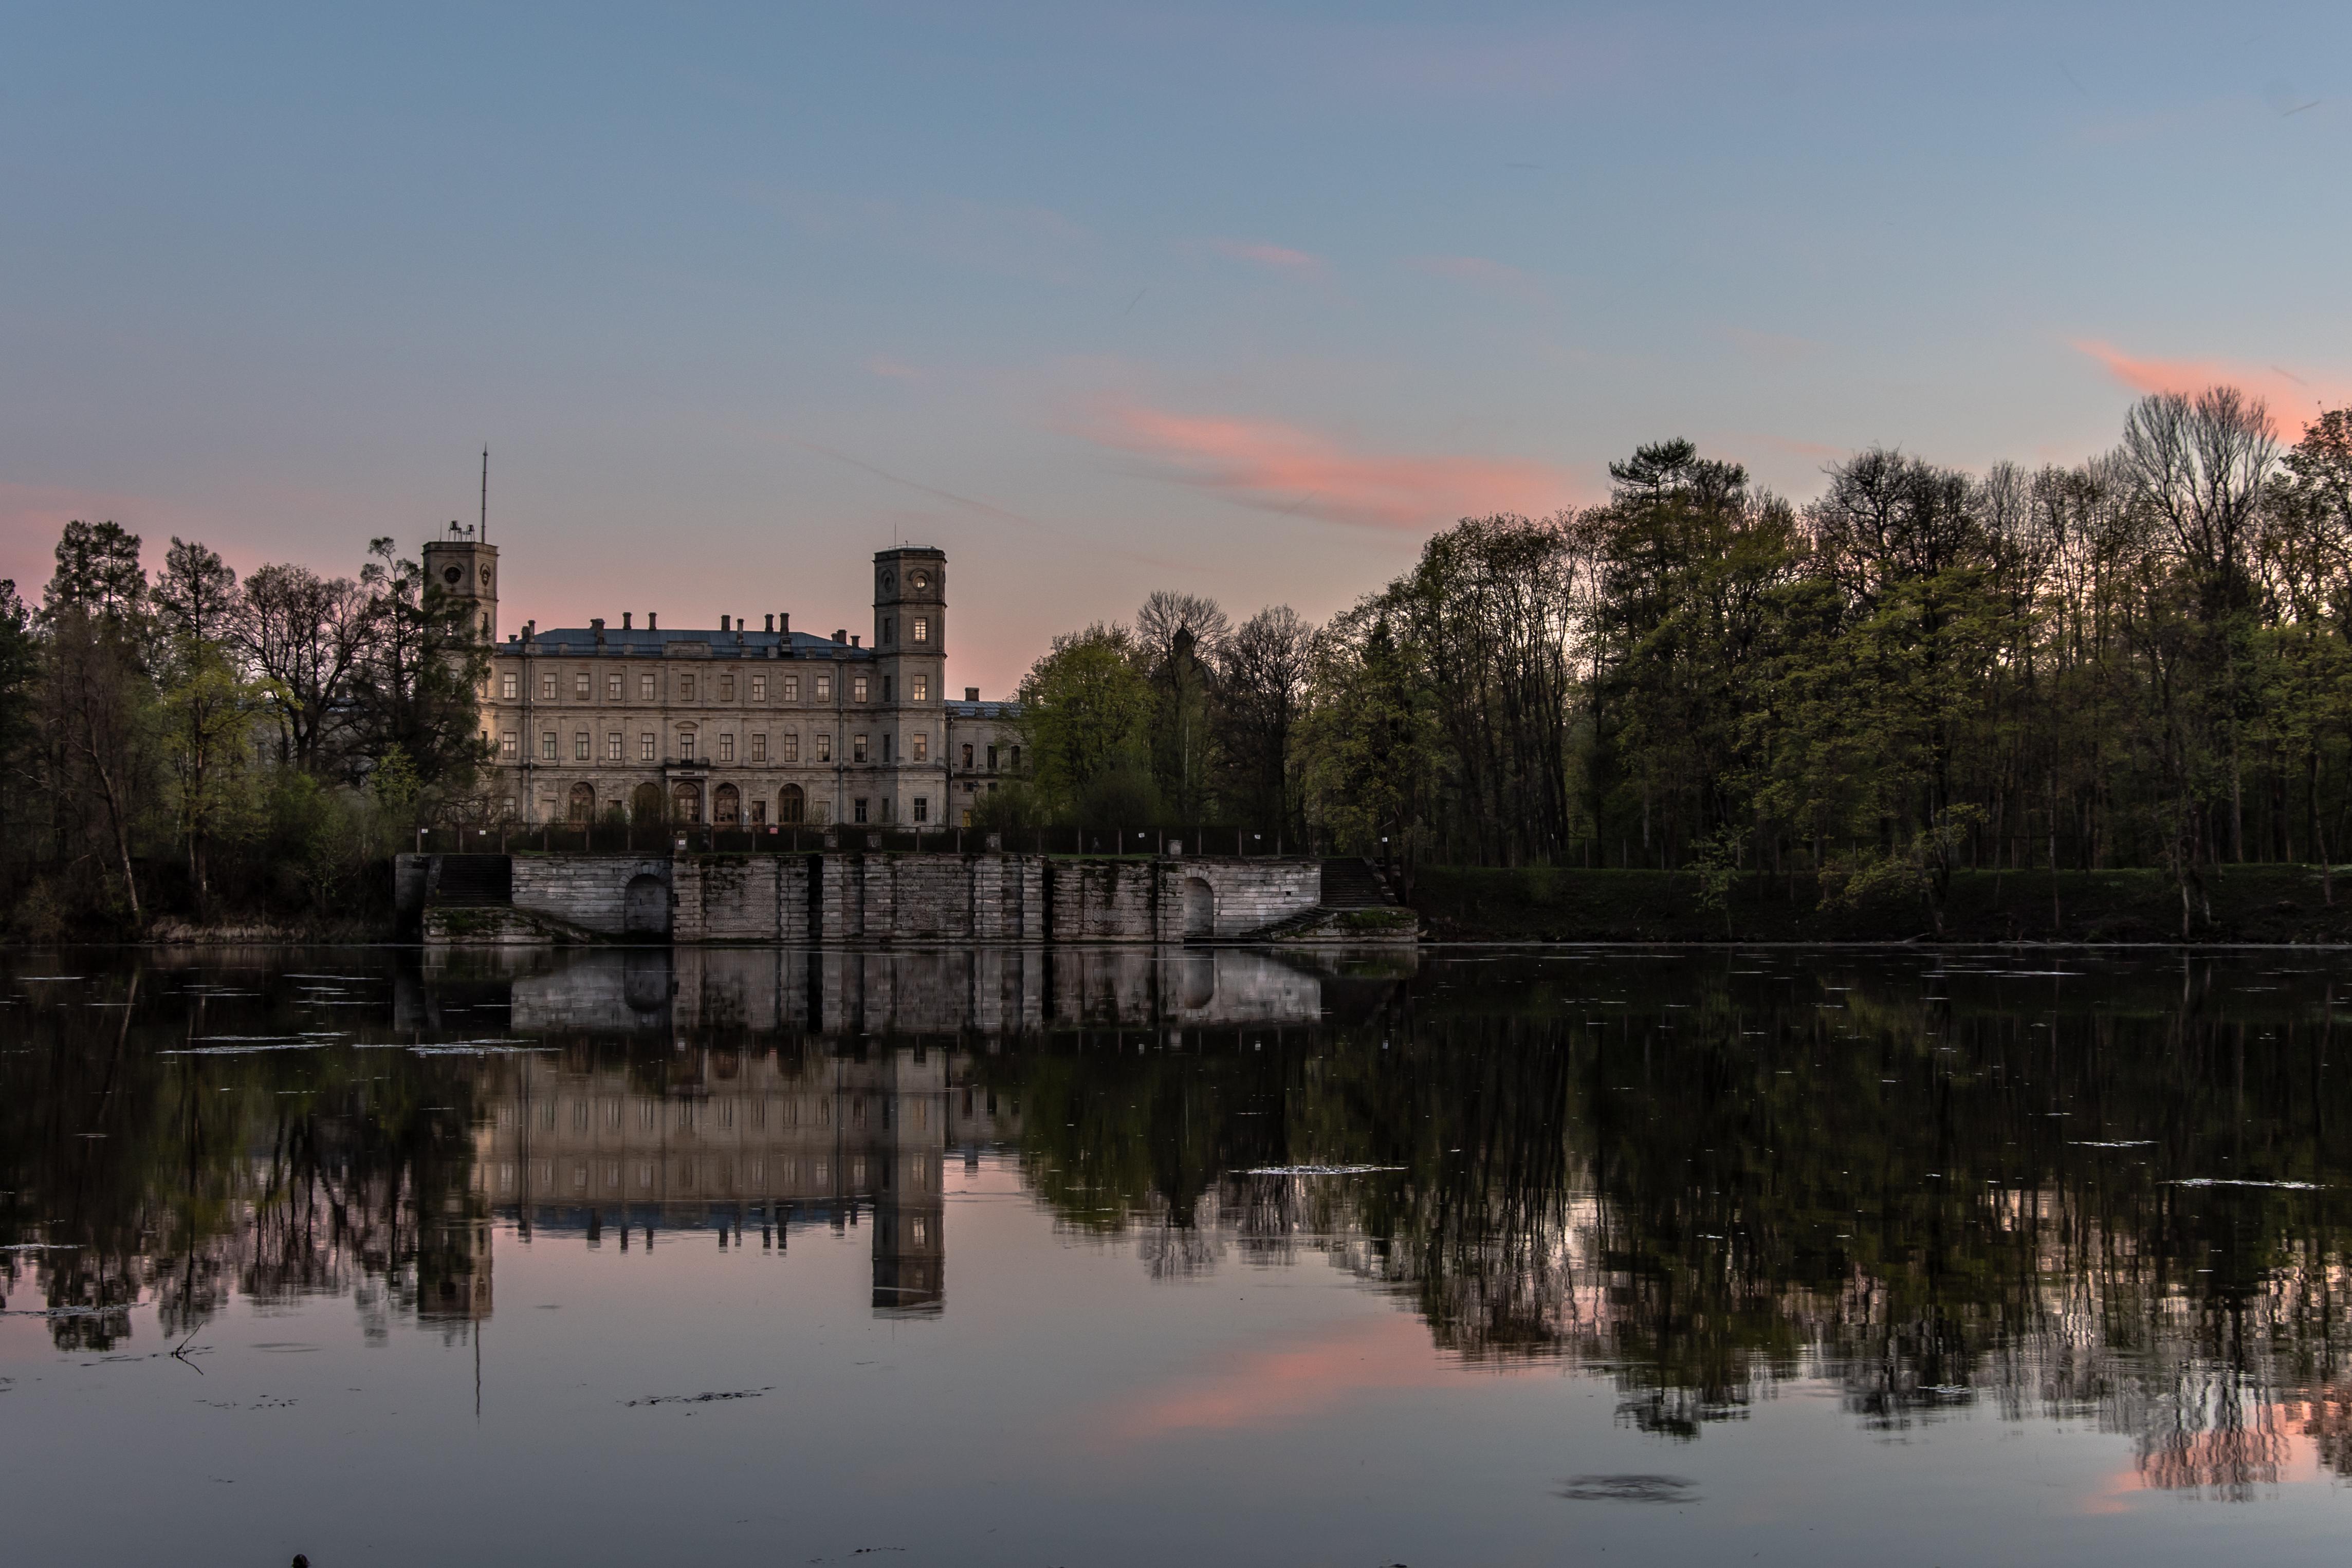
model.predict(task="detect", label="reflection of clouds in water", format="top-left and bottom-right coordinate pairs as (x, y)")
top-left (11, 945), bottom-right (2352, 1503)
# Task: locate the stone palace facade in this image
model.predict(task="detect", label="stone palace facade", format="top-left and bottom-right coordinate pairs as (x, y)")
top-left (427, 527), bottom-right (1021, 828)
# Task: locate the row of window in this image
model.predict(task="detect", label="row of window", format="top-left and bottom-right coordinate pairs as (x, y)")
top-left (494, 669), bottom-right (929, 705)
top-left (489, 1155), bottom-right (918, 1194)
top-left (499, 730), bottom-right (1010, 767)
top-left (509, 780), bottom-right (1001, 827)
top-left (498, 729), bottom-right (1021, 768)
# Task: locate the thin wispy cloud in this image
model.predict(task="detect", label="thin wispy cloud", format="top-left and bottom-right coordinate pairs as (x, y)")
top-left (2069, 340), bottom-right (2347, 434)
top-left (1404, 254), bottom-right (1545, 300)
top-left (1086, 400), bottom-right (1574, 530)
top-left (1204, 238), bottom-right (1328, 279)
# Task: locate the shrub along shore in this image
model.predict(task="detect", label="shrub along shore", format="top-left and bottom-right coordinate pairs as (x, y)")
top-left (1408, 864), bottom-right (2352, 945)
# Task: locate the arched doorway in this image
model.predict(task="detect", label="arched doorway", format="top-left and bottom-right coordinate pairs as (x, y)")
top-left (671, 781), bottom-right (702, 823)
top-left (567, 782), bottom-right (595, 823)
top-left (623, 873), bottom-right (670, 936)
top-left (779, 784), bottom-right (805, 824)
top-left (1183, 877), bottom-right (1215, 938)
top-left (631, 783), bottom-right (664, 824)
top-left (713, 783), bottom-right (741, 825)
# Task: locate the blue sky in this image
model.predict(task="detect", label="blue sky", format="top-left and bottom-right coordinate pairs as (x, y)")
top-left (6, 1), bottom-right (2348, 691)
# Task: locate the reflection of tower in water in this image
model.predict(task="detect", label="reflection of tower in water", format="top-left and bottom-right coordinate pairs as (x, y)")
top-left (869, 1044), bottom-right (946, 1315)
top-left (416, 1202), bottom-right (494, 1335)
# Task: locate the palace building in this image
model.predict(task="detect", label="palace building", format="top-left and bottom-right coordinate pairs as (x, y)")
top-left (428, 526), bottom-right (1021, 828)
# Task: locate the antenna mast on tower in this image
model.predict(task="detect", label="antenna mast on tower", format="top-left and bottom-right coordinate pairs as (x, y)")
top-left (480, 446), bottom-right (489, 541)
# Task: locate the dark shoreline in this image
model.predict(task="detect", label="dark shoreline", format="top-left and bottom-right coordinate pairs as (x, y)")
top-left (1408, 864), bottom-right (2352, 946)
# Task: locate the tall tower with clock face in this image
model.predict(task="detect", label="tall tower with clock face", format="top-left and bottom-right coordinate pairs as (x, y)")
top-left (874, 547), bottom-right (946, 815)
top-left (422, 523), bottom-right (499, 643)
top-left (873, 546), bottom-right (945, 657)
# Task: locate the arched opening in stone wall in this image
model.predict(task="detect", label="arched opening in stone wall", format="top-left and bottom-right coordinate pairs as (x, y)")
top-left (631, 783), bottom-right (665, 825)
top-left (1183, 877), bottom-right (1215, 939)
top-left (567, 782), bottom-right (595, 822)
top-left (713, 783), bottom-right (741, 825)
top-left (623, 874), bottom-right (670, 937)
top-left (671, 782), bottom-right (703, 824)
top-left (779, 784), bottom-right (805, 824)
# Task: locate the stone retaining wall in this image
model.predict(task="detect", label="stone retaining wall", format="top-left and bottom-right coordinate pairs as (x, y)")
top-left (399, 852), bottom-right (1319, 946)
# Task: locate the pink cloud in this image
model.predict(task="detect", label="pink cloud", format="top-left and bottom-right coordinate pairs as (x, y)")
top-left (2070, 339), bottom-right (2351, 435)
top-left (1405, 254), bottom-right (1545, 299)
top-left (1099, 1314), bottom-right (1523, 1442)
top-left (1086, 400), bottom-right (1578, 530)
top-left (1206, 238), bottom-right (1327, 278)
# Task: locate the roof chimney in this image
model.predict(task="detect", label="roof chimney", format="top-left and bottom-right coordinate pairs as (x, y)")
top-left (721, 614), bottom-right (730, 633)
top-left (648, 612), bottom-right (657, 631)
top-left (764, 614), bottom-right (774, 633)
top-left (833, 628), bottom-right (847, 643)
top-left (780, 612), bottom-right (790, 636)
top-left (965, 687), bottom-right (979, 702)
top-left (622, 611), bottom-right (632, 630)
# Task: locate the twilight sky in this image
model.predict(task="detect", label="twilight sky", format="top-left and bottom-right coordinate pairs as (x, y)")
top-left (6, 1), bottom-right (2349, 695)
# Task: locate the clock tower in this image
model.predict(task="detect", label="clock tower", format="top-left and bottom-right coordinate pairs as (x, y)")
top-left (423, 522), bottom-right (499, 643)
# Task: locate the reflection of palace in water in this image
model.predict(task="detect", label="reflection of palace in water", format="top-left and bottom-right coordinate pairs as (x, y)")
top-left (430, 946), bottom-right (1333, 1320)
top-left (406, 944), bottom-right (1329, 1038)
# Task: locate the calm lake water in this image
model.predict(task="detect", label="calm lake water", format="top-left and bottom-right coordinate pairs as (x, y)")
top-left (6, 944), bottom-right (2352, 1565)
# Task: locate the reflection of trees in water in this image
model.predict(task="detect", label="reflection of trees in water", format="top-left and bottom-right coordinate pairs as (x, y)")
top-left (13, 952), bottom-right (2352, 1495)
top-left (0, 968), bottom-right (482, 1350)
top-left (993, 958), bottom-right (2352, 1488)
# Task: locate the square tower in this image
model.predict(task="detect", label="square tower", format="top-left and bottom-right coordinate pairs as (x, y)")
top-left (872, 546), bottom-right (944, 655)
top-left (874, 547), bottom-right (946, 821)
top-left (422, 522), bottom-right (500, 643)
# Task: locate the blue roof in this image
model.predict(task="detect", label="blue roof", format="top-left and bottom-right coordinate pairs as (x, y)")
top-left (511, 627), bottom-right (871, 658)
top-left (945, 699), bottom-right (1021, 720)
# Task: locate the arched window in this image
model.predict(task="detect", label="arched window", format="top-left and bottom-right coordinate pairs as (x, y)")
top-left (713, 783), bottom-right (741, 824)
top-left (567, 782), bottom-right (595, 822)
top-left (671, 781), bottom-right (703, 823)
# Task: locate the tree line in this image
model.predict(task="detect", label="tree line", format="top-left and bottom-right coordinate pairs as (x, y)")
top-left (0, 522), bottom-right (485, 935)
top-left (1004, 388), bottom-right (2352, 929)
top-left (11, 382), bottom-right (2348, 934)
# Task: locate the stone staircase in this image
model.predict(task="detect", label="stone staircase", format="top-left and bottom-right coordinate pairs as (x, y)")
top-left (1319, 857), bottom-right (1396, 909)
top-left (431, 855), bottom-right (512, 906)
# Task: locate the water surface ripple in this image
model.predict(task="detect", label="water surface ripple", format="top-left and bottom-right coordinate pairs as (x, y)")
top-left (5, 945), bottom-right (2350, 1564)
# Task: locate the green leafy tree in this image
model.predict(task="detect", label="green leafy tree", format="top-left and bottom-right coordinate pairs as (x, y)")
top-left (1016, 623), bottom-right (1159, 825)
top-left (352, 536), bottom-right (490, 795)
top-left (1299, 601), bottom-right (1442, 888)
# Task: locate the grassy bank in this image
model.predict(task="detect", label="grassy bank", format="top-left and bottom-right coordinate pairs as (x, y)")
top-left (1409, 863), bottom-right (2352, 944)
